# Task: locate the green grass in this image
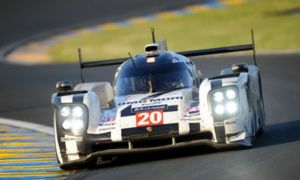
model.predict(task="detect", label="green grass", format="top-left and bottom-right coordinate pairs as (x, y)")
top-left (48, 0), bottom-right (300, 62)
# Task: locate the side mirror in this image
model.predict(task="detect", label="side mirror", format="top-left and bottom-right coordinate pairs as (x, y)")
top-left (56, 81), bottom-right (73, 93)
top-left (232, 63), bottom-right (249, 73)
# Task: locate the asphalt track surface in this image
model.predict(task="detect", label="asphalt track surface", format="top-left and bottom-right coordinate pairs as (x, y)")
top-left (1, 0), bottom-right (300, 180)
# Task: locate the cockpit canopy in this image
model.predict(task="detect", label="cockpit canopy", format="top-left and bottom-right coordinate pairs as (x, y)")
top-left (114, 53), bottom-right (194, 96)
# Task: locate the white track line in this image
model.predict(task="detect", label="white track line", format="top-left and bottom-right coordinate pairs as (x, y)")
top-left (0, 117), bottom-right (54, 135)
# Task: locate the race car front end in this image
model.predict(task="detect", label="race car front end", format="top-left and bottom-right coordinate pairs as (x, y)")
top-left (52, 86), bottom-right (214, 169)
top-left (52, 78), bottom-right (255, 169)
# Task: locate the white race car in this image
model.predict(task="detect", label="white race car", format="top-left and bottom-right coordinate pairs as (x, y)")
top-left (52, 31), bottom-right (265, 169)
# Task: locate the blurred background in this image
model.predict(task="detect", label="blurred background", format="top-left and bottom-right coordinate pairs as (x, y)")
top-left (46, 0), bottom-right (300, 62)
top-left (1, 0), bottom-right (299, 63)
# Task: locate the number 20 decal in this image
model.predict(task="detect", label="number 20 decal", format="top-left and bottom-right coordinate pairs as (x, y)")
top-left (136, 110), bottom-right (164, 127)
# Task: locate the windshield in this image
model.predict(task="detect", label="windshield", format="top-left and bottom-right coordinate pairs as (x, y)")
top-left (114, 62), bottom-right (193, 96)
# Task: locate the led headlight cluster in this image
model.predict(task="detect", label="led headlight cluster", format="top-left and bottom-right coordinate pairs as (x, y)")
top-left (58, 105), bottom-right (87, 135)
top-left (210, 86), bottom-right (239, 118)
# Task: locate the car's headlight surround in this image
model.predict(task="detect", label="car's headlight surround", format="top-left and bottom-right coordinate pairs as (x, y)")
top-left (209, 86), bottom-right (240, 119)
top-left (58, 104), bottom-right (88, 135)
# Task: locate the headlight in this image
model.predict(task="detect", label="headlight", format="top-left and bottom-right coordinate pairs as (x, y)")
top-left (226, 89), bottom-right (236, 99)
top-left (71, 119), bottom-right (85, 135)
top-left (210, 86), bottom-right (239, 118)
top-left (60, 106), bottom-right (71, 117)
top-left (213, 91), bottom-right (224, 102)
top-left (72, 106), bottom-right (84, 117)
top-left (226, 101), bottom-right (238, 114)
top-left (62, 119), bottom-right (72, 130)
top-left (58, 104), bottom-right (87, 135)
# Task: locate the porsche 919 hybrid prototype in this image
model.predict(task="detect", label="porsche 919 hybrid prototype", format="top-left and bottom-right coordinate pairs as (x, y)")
top-left (52, 30), bottom-right (265, 169)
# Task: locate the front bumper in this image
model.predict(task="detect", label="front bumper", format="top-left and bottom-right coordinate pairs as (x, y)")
top-left (60, 137), bottom-right (242, 169)
top-left (58, 121), bottom-right (250, 169)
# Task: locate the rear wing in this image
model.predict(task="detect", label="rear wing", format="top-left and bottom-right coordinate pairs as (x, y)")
top-left (78, 30), bottom-right (256, 82)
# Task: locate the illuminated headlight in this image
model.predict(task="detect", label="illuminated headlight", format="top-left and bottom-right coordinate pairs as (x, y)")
top-left (71, 119), bottom-right (85, 135)
top-left (226, 101), bottom-right (238, 114)
top-left (60, 106), bottom-right (71, 117)
top-left (62, 119), bottom-right (71, 130)
top-left (72, 106), bottom-right (84, 117)
top-left (213, 91), bottom-right (224, 102)
top-left (226, 89), bottom-right (236, 99)
top-left (210, 86), bottom-right (239, 118)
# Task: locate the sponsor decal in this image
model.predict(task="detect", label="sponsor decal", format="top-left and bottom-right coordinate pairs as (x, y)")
top-left (182, 104), bottom-right (201, 122)
top-left (61, 136), bottom-right (83, 142)
top-left (182, 112), bottom-right (201, 122)
top-left (225, 120), bottom-right (237, 125)
top-left (132, 104), bottom-right (167, 112)
top-left (117, 96), bottom-right (183, 106)
top-left (214, 121), bottom-right (225, 127)
top-left (121, 104), bottom-right (178, 117)
top-left (98, 108), bottom-right (116, 132)
top-left (98, 126), bottom-right (116, 132)
top-left (100, 108), bottom-right (116, 125)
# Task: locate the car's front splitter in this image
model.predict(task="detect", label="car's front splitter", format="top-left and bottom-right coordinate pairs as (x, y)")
top-left (60, 139), bottom-right (244, 169)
